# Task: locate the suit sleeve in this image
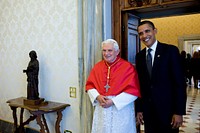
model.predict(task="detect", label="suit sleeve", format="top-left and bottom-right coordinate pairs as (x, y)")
top-left (170, 46), bottom-right (187, 115)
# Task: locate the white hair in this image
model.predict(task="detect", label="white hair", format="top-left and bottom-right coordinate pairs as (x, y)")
top-left (101, 39), bottom-right (119, 51)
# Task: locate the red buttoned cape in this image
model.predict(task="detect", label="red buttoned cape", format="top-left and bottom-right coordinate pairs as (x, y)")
top-left (86, 58), bottom-right (141, 97)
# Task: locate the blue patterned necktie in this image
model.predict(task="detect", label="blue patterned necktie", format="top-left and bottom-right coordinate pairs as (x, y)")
top-left (146, 48), bottom-right (152, 76)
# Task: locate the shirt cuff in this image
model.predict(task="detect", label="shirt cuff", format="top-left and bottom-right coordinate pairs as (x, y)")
top-left (112, 92), bottom-right (138, 110)
top-left (87, 89), bottom-right (99, 106)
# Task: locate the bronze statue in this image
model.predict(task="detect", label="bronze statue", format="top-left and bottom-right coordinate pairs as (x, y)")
top-left (23, 50), bottom-right (39, 100)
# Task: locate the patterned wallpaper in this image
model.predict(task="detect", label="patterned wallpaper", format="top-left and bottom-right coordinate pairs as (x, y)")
top-left (0, 0), bottom-right (79, 132)
top-left (141, 13), bottom-right (200, 48)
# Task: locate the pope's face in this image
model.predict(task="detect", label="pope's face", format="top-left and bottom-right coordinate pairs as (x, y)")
top-left (102, 43), bottom-right (119, 63)
top-left (138, 23), bottom-right (157, 48)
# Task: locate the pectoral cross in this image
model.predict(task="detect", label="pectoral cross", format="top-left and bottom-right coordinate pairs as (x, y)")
top-left (104, 58), bottom-right (120, 93)
top-left (104, 83), bottom-right (110, 92)
top-left (104, 66), bottom-right (111, 92)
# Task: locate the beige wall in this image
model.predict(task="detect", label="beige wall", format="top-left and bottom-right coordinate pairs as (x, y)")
top-left (141, 13), bottom-right (200, 48)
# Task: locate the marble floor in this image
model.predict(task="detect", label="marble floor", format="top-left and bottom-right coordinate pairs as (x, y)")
top-left (140, 85), bottom-right (200, 133)
top-left (179, 86), bottom-right (200, 133)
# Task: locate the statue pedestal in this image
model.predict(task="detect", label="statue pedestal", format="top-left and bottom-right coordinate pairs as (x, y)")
top-left (24, 98), bottom-right (46, 106)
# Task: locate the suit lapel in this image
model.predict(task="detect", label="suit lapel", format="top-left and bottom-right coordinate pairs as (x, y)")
top-left (140, 48), bottom-right (150, 78)
top-left (152, 42), bottom-right (164, 76)
top-left (141, 48), bottom-right (147, 68)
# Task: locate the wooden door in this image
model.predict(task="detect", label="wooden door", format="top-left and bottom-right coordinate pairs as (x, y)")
top-left (121, 12), bottom-right (140, 65)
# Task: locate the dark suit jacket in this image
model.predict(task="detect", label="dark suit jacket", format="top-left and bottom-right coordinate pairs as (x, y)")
top-left (135, 42), bottom-right (186, 127)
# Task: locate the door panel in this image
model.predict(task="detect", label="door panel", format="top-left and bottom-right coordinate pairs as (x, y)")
top-left (121, 13), bottom-right (140, 64)
top-left (128, 27), bottom-right (140, 64)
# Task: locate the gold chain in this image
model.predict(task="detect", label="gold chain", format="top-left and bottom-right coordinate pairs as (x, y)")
top-left (104, 58), bottom-right (120, 92)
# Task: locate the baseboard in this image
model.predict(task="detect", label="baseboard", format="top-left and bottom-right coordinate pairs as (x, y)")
top-left (0, 119), bottom-right (39, 133)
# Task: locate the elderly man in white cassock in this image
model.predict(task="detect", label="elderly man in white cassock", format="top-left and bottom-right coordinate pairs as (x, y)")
top-left (86, 39), bottom-right (141, 133)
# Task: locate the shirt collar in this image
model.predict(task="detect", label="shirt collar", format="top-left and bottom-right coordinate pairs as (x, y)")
top-left (146, 40), bottom-right (158, 52)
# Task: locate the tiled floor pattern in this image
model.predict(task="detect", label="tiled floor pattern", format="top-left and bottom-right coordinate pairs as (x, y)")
top-left (140, 86), bottom-right (200, 133)
top-left (179, 86), bottom-right (200, 133)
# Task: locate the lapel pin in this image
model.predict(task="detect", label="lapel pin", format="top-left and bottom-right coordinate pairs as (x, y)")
top-left (157, 55), bottom-right (160, 57)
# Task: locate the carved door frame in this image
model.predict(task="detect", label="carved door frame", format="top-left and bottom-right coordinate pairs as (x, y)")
top-left (112, 0), bottom-right (200, 61)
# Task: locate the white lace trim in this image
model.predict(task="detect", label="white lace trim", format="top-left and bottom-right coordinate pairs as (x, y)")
top-left (91, 96), bottom-right (136, 133)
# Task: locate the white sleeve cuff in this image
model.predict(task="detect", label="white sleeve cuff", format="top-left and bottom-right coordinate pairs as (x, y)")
top-left (87, 89), bottom-right (99, 106)
top-left (112, 92), bottom-right (137, 110)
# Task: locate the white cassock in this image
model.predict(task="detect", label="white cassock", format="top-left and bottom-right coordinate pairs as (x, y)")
top-left (88, 89), bottom-right (138, 133)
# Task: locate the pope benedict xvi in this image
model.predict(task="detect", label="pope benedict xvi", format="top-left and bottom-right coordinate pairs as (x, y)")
top-left (86, 39), bottom-right (140, 133)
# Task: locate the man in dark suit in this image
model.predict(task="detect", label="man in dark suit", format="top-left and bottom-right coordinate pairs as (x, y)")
top-left (135, 20), bottom-right (187, 133)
